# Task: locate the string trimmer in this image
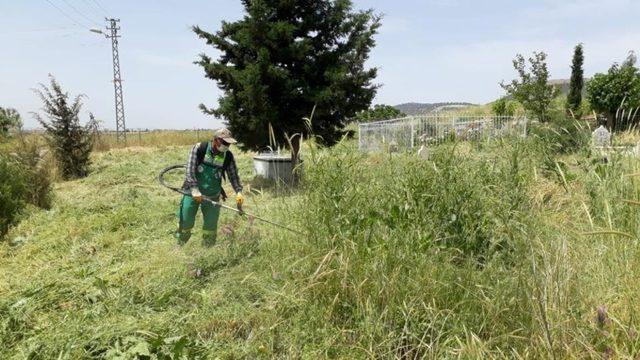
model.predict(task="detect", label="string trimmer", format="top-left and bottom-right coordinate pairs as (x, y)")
top-left (158, 164), bottom-right (304, 235)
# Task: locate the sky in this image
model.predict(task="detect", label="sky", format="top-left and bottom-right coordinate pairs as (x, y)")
top-left (1, 0), bottom-right (639, 130)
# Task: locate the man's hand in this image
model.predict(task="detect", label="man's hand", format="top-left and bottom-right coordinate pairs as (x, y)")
top-left (236, 192), bottom-right (244, 213)
top-left (191, 188), bottom-right (202, 204)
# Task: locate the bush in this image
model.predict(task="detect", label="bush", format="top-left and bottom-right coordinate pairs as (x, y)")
top-left (0, 156), bottom-right (28, 238)
top-left (0, 138), bottom-right (52, 240)
top-left (492, 97), bottom-right (517, 117)
top-left (528, 115), bottom-right (590, 154)
top-left (0, 107), bottom-right (22, 139)
top-left (33, 76), bottom-right (95, 180)
top-left (13, 136), bottom-right (54, 208)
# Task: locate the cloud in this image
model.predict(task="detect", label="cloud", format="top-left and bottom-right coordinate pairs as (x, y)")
top-left (373, 30), bottom-right (640, 105)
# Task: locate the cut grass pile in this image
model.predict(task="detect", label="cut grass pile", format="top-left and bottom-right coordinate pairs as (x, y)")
top-left (2, 137), bottom-right (640, 358)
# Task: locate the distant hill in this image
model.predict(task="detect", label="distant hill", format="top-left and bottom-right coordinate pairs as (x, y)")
top-left (549, 79), bottom-right (570, 94)
top-left (394, 102), bottom-right (477, 116)
top-left (535, 79), bottom-right (589, 96)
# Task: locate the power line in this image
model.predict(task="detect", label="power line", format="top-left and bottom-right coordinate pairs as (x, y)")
top-left (0, 26), bottom-right (76, 34)
top-left (58, 0), bottom-right (102, 27)
top-left (90, 0), bottom-right (110, 17)
top-left (43, 0), bottom-right (90, 29)
top-left (79, 0), bottom-right (107, 20)
top-left (0, 29), bottom-right (83, 38)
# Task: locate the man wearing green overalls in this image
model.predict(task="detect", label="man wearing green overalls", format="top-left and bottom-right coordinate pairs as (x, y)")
top-left (175, 128), bottom-right (244, 246)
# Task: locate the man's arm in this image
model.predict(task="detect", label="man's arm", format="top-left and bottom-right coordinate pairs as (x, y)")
top-left (185, 144), bottom-right (199, 190)
top-left (225, 152), bottom-right (243, 193)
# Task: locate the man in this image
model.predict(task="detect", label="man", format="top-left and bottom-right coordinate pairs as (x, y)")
top-left (175, 128), bottom-right (244, 246)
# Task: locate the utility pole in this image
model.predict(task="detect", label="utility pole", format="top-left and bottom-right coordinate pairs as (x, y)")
top-left (91, 18), bottom-right (127, 144)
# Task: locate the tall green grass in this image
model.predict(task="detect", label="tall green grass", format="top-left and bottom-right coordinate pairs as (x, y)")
top-left (2, 135), bottom-right (640, 358)
top-left (288, 136), bottom-right (640, 358)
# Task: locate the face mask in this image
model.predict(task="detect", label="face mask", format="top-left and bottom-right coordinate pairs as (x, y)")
top-left (217, 144), bottom-right (229, 153)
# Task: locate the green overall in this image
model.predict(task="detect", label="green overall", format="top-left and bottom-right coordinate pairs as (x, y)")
top-left (175, 142), bottom-right (226, 246)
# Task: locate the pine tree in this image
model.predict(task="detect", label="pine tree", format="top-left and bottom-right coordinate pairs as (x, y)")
top-left (33, 76), bottom-right (95, 180)
top-left (194, 0), bottom-right (381, 160)
top-left (567, 43), bottom-right (584, 116)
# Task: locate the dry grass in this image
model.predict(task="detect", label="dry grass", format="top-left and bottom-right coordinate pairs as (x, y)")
top-left (94, 130), bottom-right (213, 151)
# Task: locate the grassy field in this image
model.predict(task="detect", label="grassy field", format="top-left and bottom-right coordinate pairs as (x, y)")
top-left (2, 135), bottom-right (640, 358)
top-left (93, 130), bottom-right (213, 151)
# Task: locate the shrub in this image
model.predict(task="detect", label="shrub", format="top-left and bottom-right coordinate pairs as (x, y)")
top-left (33, 76), bottom-right (95, 180)
top-left (13, 136), bottom-right (54, 208)
top-left (501, 51), bottom-right (558, 122)
top-left (492, 97), bottom-right (517, 117)
top-left (0, 107), bottom-right (22, 139)
top-left (0, 156), bottom-right (28, 238)
top-left (528, 115), bottom-right (590, 154)
top-left (0, 137), bottom-right (52, 240)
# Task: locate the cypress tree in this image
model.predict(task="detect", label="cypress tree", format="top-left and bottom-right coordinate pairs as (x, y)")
top-left (567, 43), bottom-right (584, 116)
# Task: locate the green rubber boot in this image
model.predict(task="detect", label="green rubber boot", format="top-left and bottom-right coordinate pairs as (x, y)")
top-left (202, 229), bottom-right (217, 247)
top-left (175, 228), bottom-right (192, 246)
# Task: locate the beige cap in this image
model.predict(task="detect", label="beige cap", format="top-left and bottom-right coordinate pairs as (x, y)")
top-left (214, 128), bottom-right (237, 144)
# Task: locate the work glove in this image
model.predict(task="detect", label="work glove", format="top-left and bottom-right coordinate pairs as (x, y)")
top-left (236, 192), bottom-right (244, 214)
top-left (191, 188), bottom-right (202, 204)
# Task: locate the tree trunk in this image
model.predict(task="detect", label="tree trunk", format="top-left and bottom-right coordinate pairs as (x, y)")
top-left (290, 134), bottom-right (301, 184)
top-left (606, 113), bottom-right (614, 131)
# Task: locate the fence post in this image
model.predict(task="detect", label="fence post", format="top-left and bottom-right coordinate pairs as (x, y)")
top-left (451, 116), bottom-right (456, 140)
top-left (410, 120), bottom-right (415, 149)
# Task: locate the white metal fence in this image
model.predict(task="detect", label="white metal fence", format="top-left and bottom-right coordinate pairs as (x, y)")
top-left (358, 115), bottom-right (529, 152)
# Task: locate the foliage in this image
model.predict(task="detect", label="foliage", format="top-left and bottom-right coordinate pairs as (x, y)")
top-left (0, 107), bottom-right (22, 139)
top-left (586, 52), bottom-right (640, 130)
top-left (0, 156), bottom-right (28, 239)
top-left (194, 0), bottom-right (381, 157)
top-left (12, 136), bottom-right (54, 208)
top-left (354, 104), bottom-right (405, 122)
top-left (491, 97), bottom-right (517, 117)
top-left (6, 139), bottom-right (640, 357)
top-left (567, 44), bottom-right (585, 116)
top-left (0, 137), bottom-right (52, 240)
top-left (528, 115), bottom-right (590, 154)
top-left (33, 76), bottom-right (96, 180)
top-left (501, 51), bottom-right (558, 122)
